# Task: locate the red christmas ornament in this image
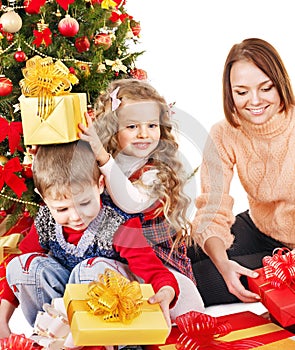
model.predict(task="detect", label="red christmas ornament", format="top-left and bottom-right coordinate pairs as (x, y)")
top-left (14, 49), bottom-right (27, 62)
top-left (0, 209), bottom-right (7, 217)
top-left (58, 15), bottom-right (79, 37)
top-left (22, 164), bottom-right (33, 178)
top-left (23, 209), bottom-right (31, 217)
top-left (130, 68), bottom-right (147, 80)
top-left (0, 75), bottom-right (13, 96)
top-left (5, 32), bottom-right (14, 41)
top-left (87, 105), bottom-right (94, 119)
top-left (69, 66), bottom-right (76, 74)
top-left (130, 21), bottom-right (141, 36)
top-left (93, 33), bottom-right (112, 50)
top-left (75, 36), bottom-right (90, 53)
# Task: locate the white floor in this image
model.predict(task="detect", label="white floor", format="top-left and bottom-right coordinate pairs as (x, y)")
top-left (9, 301), bottom-right (268, 338)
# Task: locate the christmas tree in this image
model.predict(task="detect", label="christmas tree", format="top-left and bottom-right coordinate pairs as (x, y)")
top-left (0, 0), bottom-right (146, 230)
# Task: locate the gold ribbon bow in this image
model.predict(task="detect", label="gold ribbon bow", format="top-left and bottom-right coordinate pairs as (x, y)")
top-left (0, 233), bottom-right (22, 263)
top-left (19, 55), bottom-right (79, 121)
top-left (87, 269), bottom-right (143, 323)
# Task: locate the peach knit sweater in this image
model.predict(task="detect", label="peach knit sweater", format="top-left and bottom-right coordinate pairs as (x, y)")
top-left (194, 106), bottom-right (295, 250)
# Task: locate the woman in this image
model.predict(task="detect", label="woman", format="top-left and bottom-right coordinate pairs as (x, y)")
top-left (192, 38), bottom-right (295, 306)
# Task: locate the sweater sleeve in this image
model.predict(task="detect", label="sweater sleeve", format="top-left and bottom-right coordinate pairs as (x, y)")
top-left (113, 217), bottom-right (179, 307)
top-left (192, 121), bottom-right (236, 250)
top-left (99, 156), bottom-right (159, 213)
top-left (0, 255), bottom-right (19, 307)
top-left (19, 223), bottom-right (45, 253)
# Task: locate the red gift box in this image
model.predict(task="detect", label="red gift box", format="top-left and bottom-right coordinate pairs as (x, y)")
top-left (248, 267), bottom-right (295, 327)
top-left (145, 311), bottom-right (294, 350)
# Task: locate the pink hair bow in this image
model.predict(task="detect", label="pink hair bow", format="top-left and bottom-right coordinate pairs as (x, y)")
top-left (110, 86), bottom-right (121, 111)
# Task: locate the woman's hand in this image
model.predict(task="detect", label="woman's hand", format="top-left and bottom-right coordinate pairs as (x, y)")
top-left (218, 259), bottom-right (260, 303)
top-left (148, 286), bottom-right (175, 330)
top-left (204, 237), bottom-right (260, 303)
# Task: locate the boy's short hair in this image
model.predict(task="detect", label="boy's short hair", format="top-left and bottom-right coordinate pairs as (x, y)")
top-left (32, 140), bottom-right (101, 199)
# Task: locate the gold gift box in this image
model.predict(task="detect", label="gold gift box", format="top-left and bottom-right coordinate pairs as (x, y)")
top-left (63, 283), bottom-right (169, 346)
top-left (19, 93), bottom-right (87, 145)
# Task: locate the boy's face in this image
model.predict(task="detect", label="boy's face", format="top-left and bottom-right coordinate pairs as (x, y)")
top-left (44, 179), bottom-right (104, 231)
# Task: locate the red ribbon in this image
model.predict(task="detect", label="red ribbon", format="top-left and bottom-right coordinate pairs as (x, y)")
top-left (262, 247), bottom-right (295, 288)
top-left (24, 0), bottom-right (73, 13)
top-left (56, 0), bottom-right (75, 11)
top-left (175, 311), bottom-right (264, 349)
top-left (0, 158), bottom-right (27, 198)
top-left (0, 333), bottom-right (41, 349)
top-left (0, 117), bottom-right (23, 154)
top-left (32, 27), bottom-right (52, 47)
top-left (109, 11), bottom-right (130, 23)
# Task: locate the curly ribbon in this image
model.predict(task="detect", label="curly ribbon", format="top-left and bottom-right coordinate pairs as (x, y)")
top-left (262, 247), bottom-right (295, 288)
top-left (175, 311), bottom-right (264, 349)
top-left (0, 158), bottom-right (28, 198)
top-left (19, 55), bottom-right (79, 121)
top-left (0, 233), bottom-right (22, 263)
top-left (87, 268), bottom-right (143, 323)
top-left (30, 298), bottom-right (86, 349)
top-left (0, 333), bottom-right (39, 350)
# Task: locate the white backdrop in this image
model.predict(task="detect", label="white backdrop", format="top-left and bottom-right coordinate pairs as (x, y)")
top-left (126, 0), bottom-right (295, 217)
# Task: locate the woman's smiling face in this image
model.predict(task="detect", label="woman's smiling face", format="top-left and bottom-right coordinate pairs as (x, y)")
top-left (230, 60), bottom-right (281, 125)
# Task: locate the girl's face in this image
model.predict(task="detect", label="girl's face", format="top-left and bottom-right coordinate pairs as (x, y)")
top-left (230, 60), bottom-right (281, 125)
top-left (117, 101), bottom-right (161, 158)
top-left (44, 178), bottom-right (104, 231)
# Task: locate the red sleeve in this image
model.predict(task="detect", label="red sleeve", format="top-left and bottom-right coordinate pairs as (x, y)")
top-left (0, 255), bottom-right (19, 307)
top-left (113, 217), bottom-right (180, 307)
top-left (19, 223), bottom-right (45, 253)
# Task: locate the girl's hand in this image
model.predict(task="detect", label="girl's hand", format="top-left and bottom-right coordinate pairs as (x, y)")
top-left (219, 259), bottom-right (260, 303)
top-left (148, 286), bottom-right (175, 330)
top-left (78, 112), bottom-right (109, 165)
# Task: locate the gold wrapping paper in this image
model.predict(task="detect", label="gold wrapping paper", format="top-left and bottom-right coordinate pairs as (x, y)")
top-left (63, 283), bottom-right (169, 346)
top-left (19, 93), bottom-right (87, 145)
top-left (0, 233), bottom-right (22, 263)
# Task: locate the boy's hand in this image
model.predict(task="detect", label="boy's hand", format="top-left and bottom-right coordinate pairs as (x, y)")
top-left (148, 286), bottom-right (175, 329)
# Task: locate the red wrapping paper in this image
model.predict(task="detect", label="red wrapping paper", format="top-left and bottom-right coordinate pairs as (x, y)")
top-left (248, 267), bottom-right (295, 327)
top-left (145, 311), bottom-right (294, 350)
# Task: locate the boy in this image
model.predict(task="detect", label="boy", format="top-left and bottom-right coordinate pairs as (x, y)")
top-left (4, 140), bottom-right (179, 336)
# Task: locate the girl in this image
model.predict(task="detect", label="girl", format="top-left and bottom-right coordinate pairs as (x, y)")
top-left (79, 78), bottom-right (205, 317)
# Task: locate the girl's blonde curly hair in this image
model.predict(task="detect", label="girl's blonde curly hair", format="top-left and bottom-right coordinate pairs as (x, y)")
top-left (93, 78), bottom-right (191, 246)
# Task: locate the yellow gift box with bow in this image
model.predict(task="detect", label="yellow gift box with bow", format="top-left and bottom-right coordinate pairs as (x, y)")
top-left (19, 55), bottom-right (87, 145)
top-left (63, 282), bottom-right (169, 346)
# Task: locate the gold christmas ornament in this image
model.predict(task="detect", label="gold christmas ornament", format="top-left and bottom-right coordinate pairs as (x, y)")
top-left (0, 155), bottom-right (8, 166)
